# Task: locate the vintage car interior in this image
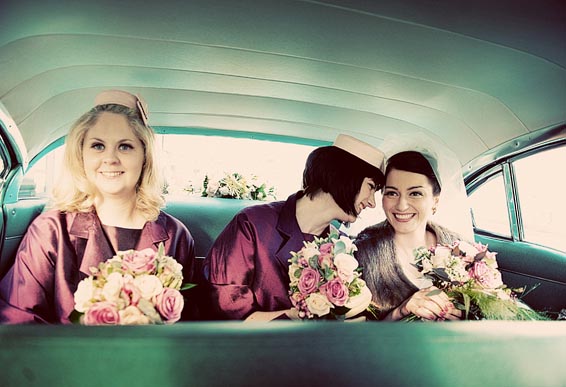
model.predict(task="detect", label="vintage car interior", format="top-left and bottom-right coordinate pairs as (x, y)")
top-left (0, 0), bottom-right (565, 386)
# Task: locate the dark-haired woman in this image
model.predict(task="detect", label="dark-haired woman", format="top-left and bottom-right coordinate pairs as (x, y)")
top-left (355, 149), bottom-right (465, 321)
top-left (202, 134), bottom-right (385, 321)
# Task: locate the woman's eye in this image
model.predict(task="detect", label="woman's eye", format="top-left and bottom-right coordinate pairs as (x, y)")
top-left (118, 143), bottom-right (134, 151)
top-left (384, 190), bottom-right (397, 197)
top-left (368, 182), bottom-right (376, 191)
top-left (90, 142), bottom-right (104, 151)
top-left (410, 191), bottom-right (424, 197)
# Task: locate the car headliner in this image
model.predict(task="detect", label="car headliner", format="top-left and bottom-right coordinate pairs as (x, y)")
top-left (0, 0), bottom-right (565, 167)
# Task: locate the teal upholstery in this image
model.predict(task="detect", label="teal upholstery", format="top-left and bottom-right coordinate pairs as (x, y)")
top-left (0, 321), bottom-right (565, 387)
top-left (0, 199), bottom-right (46, 279)
top-left (164, 197), bottom-right (260, 258)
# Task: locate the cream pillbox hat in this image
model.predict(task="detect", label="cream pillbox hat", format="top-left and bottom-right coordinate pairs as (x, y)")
top-left (94, 90), bottom-right (149, 126)
top-left (333, 134), bottom-right (385, 170)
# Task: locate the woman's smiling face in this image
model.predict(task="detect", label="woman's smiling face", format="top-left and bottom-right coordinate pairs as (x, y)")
top-left (82, 112), bottom-right (145, 200)
top-left (382, 168), bottom-right (439, 236)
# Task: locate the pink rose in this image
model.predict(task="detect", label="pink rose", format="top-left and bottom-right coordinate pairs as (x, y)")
top-left (83, 301), bottom-right (120, 325)
top-left (469, 261), bottom-right (503, 289)
top-left (121, 280), bottom-right (142, 306)
top-left (319, 243), bottom-right (333, 255)
top-left (155, 288), bottom-right (184, 323)
top-left (298, 268), bottom-right (321, 295)
top-left (317, 245), bottom-right (333, 268)
top-left (320, 278), bottom-right (349, 306)
top-left (121, 248), bottom-right (157, 274)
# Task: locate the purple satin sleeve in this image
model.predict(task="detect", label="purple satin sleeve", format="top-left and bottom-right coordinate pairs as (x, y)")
top-left (0, 213), bottom-right (64, 323)
top-left (203, 213), bottom-right (258, 320)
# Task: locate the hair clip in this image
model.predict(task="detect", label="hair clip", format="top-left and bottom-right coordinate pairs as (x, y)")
top-left (94, 90), bottom-right (150, 127)
top-left (135, 95), bottom-right (149, 127)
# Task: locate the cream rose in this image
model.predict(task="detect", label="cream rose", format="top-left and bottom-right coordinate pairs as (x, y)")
top-left (119, 305), bottom-right (151, 325)
top-left (337, 235), bottom-right (357, 253)
top-left (133, 274), bottom-right (164, 299)
top-left (305, 293), bottom-right (332, 317)
top-left (301, 246), bottom-right (320, 261)
top-left (432, 246), bottom-right (451, 268)
top-left (102, 272), bottom-right (124, 302)
top-left (345, 285), bottom-right (372, 318)
top-left (334, 253), bottom-right (359, 282)
top-left (74, 277), bottom-right (95, 313)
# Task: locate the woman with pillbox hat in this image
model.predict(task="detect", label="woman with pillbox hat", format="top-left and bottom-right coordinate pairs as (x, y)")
top-left (0, 90), bottom-right (196, 324)
top-left (202, 133), bottom-right (385, 321)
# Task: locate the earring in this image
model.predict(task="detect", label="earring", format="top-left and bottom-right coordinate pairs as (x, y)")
top-left (432, 207), bottom-right (437, 215)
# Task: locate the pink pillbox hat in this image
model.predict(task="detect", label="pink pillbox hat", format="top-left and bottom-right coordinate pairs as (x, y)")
top-left (94, 90), bottom-right (149, 126)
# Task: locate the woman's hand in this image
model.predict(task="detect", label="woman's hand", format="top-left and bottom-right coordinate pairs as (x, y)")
top-left (391, 286), bottom-right (462, 321)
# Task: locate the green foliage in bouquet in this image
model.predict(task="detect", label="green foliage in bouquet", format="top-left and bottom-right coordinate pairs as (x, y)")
top-left (405, 241), bottom-right (548, 321)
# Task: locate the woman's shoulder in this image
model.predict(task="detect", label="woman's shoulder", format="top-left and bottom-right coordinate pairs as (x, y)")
top-left (30, 209), bottom-right (80, 225)
top-left (157, 210), bottom-right (190, 230)
top-left (233, 200), bottom-right (285, 223)
top-left (427, 221), bottom-right (464, 244)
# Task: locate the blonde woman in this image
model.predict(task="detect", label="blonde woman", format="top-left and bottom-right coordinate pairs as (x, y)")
top-left (0, 90), bottom-right (195, 324)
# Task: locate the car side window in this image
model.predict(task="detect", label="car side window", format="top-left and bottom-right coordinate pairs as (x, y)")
top-left (468, 172), bottom-right (511, 237)
top-left (513, 146), bottom-right (566, 252)
top-left (17, 134), bottom-right (317, 201)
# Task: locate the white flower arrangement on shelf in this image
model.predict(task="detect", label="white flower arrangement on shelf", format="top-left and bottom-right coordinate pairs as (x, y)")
top-left (201, 172), bottom-right (276, 201)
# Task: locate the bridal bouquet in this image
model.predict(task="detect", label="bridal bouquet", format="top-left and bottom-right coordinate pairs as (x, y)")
top-left (411, 240), bottom-right (546, 320)
top-left (202, 172), bottom-right (276, 201)
top-left (288, 228), bottom-right (372, 320)
top-left (73, 244), bottom-right (191, 325)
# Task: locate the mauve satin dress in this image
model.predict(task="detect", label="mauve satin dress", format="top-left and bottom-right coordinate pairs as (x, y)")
top-left (202, 192), bottom-right (330, 320)
top-left (0, 209), bottom-right (196, 324)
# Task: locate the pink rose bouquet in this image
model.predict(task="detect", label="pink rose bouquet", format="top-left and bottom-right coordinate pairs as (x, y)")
top-left (288, 228), bottom-right (372, 320)
top-left (412, 240), bottom-right (546, 320)
top-left (73, 243), bottom-right (192, 325)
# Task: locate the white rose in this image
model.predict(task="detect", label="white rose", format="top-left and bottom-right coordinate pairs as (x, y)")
top-left (74, 277), bottom-right (95, 313)
top-left (337, 235), bottom-right (357, 253)
top-left (458, 241), bottom-right (479, 258)
top-left (133, 274), bottom-right (164, 299)
top-left (432, 246), bottom-right (451, 268)
top-left (159, 257), bottom-right (183, 277)
top-left (421, 258), bottom-right (433, 274)
top-left (334, 253), bottom-right (359, 282)
top-left (102, 272), bottom-right (124, 302)
top-left (305, 293), bottom-right (332, 317)
top-left (119, 305), bottom-right (151, 325)
top-left (219, 186), bottom-right (230, 196)
top-left (204, 179), bottom-right (217, 195)
top-left (301, 246), bottom-right (320, 260)
top-left (288, 263), bottom-right (301, 286)
top-left (345, 285), bottom-right (372, 318)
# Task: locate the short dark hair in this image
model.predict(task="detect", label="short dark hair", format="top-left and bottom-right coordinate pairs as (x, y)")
top-left (385, 151), bottom-right (441, 195)
top-left (303, 146), bottom-right (384, 215)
